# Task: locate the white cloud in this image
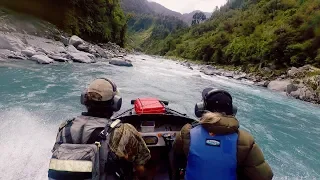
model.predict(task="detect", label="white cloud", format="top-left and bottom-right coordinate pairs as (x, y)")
top-left (149, 0), bottom-right (227, 14)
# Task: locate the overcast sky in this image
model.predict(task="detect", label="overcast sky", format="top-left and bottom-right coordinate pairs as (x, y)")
top-left (149, 0), bottom-right (227, 14)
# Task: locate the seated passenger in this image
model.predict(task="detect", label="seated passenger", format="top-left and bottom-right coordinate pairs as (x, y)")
top-left (171, 88), bottom-right (273, 180)
top-left (49, 78), bottom-right (151, 179)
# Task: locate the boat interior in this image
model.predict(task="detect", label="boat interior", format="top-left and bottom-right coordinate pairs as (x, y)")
top-left (118, 114), bottom-right (196, 180)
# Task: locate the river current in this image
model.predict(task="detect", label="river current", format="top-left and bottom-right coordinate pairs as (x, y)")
top-left (0, 55), bottom-right (319, 180)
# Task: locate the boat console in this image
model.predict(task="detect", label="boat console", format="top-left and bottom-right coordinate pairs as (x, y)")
top-left (116, 98), bottom-right (197, 180)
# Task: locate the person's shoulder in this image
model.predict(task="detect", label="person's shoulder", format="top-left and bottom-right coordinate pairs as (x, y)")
top-left (237, 129), bottom-right (255, 146)
top-left (180, 123), bottom-right (192, 138)
top-left (58, 117), bottom-right (76, 130)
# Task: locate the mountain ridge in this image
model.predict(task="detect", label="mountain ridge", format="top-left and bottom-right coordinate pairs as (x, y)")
top-left (121, 0), bottom-right (212, 24)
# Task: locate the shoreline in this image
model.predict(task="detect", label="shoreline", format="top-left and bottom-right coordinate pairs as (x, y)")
top-left (0, 27), bottom-right (318, 105)
top-left (160, 55), bottom-right (320, 105)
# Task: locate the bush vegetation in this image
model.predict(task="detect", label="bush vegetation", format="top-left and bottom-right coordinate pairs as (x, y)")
top-left (137, 0), bottom-right (320, 71)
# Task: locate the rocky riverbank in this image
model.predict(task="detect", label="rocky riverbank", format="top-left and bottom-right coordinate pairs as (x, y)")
top-left (0, 8), bottom-right (132, 67)
top-left (178, 60), bottom-right (320, 104)
top-left (0, 32), bottom-right (132, 66)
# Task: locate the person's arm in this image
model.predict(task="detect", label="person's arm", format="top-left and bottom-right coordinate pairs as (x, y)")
top-left (238, 130), bottom-right (273, 180)
top-left (171, 123), bottom-right (192, 179)
top-left (132, 138), bottom-right (151, 176)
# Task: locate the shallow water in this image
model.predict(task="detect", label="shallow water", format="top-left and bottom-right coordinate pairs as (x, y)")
top-left (0, 55), bottom-right (319, 180)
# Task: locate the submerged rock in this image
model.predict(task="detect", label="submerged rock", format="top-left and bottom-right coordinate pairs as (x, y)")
top-left (68, 35), bottom-right (84, 47)
top-left (109, 58), bottom-right (133, 67)
top-left (31, 55), bottom-right (54, 64)
top-left (267, 80), bottom-right (292, 92)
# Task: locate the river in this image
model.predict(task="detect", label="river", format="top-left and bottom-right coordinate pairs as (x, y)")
top-left (0, 55), bottom-right (319, 180)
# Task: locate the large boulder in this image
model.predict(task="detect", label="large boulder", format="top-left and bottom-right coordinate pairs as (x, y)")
top-left (286, 84), bottom-right (298, 94)
top-left (287, 67), bottom-right (300, 77)
top-left (60, 36), bottom-right (69, 46)
top-left (68, 52), bottom-right (95, 63)
top-left (30, 55), bottom-right (54, 64)
top-left (67, 45), bottom-right (79, 53)
top-left (66, 45), bottom-right (95, 63)
top-left (68, 35), bottom-right (84, 47)
top-left (77, 44), bottom-right (90, 52)
top-left (21, 47), bottom-right (36, 57)
top-left (95, 46), bottom-right (114, 59)
top-left (109, 58), bottom-right (133, 67)
top-left (267, 80), bottom-right (292, 92)
top-left (289, 87), bottom-right (317, 102)
top-left (56, 46), bottom-right (66, 53)
top-left (0, 33), bottom-right (25, 52)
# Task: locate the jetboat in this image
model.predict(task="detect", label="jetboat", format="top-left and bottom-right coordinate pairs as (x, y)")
top-left (113, 98), bottom-right (197, 180)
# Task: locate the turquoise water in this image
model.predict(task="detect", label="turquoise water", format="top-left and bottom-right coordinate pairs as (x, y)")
top-left (0, 55), bottom-right (320, 180)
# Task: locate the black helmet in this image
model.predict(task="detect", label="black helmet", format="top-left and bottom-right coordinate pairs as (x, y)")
top-left (195, 88), bottom-right (237, 117)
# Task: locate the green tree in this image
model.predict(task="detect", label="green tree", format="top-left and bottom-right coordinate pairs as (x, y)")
top-left (192, 12), bottom-right (207, 25)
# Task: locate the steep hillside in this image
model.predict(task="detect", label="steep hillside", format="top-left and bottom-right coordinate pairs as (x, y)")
top-left (120, 0), bottom-right (153, 14)
top-left (148, 2), bottom-right (182, 17)
top-left (126, 14), bottom-right (188, 51)
top-left (121, 0), bottom-right (211, 24)
top-left (182, 11), bottom-right (212, 25)
top-left (149, 0), bottom-right (320, 72)
top-left (0, 0), bottom-right (127, 46)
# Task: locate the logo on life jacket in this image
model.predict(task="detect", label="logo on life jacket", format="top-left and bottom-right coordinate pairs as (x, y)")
top-left (206, 139), bottom-right (221, 147)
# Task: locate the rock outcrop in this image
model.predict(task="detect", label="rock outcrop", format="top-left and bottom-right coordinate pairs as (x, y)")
top-left (8, 52), bottom-right (26, 60)
top-left (0, 33), bottom-right (25, 52)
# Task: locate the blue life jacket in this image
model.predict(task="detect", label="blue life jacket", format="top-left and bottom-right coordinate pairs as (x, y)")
top-left (185, 125), bottom-right (238, 180)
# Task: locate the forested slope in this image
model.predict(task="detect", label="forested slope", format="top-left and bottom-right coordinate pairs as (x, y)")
top-left (0, 0), bottom-right (127, 46)
top-left (149, 0), bottom-right (320, 72)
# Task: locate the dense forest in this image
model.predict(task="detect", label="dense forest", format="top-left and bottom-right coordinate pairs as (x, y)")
top-left (0, 0), bottom-right (127, 46)
top-left (139, 0), bottom-right (320, 72)
top-left (127, 14), bottom-right (188, 52)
